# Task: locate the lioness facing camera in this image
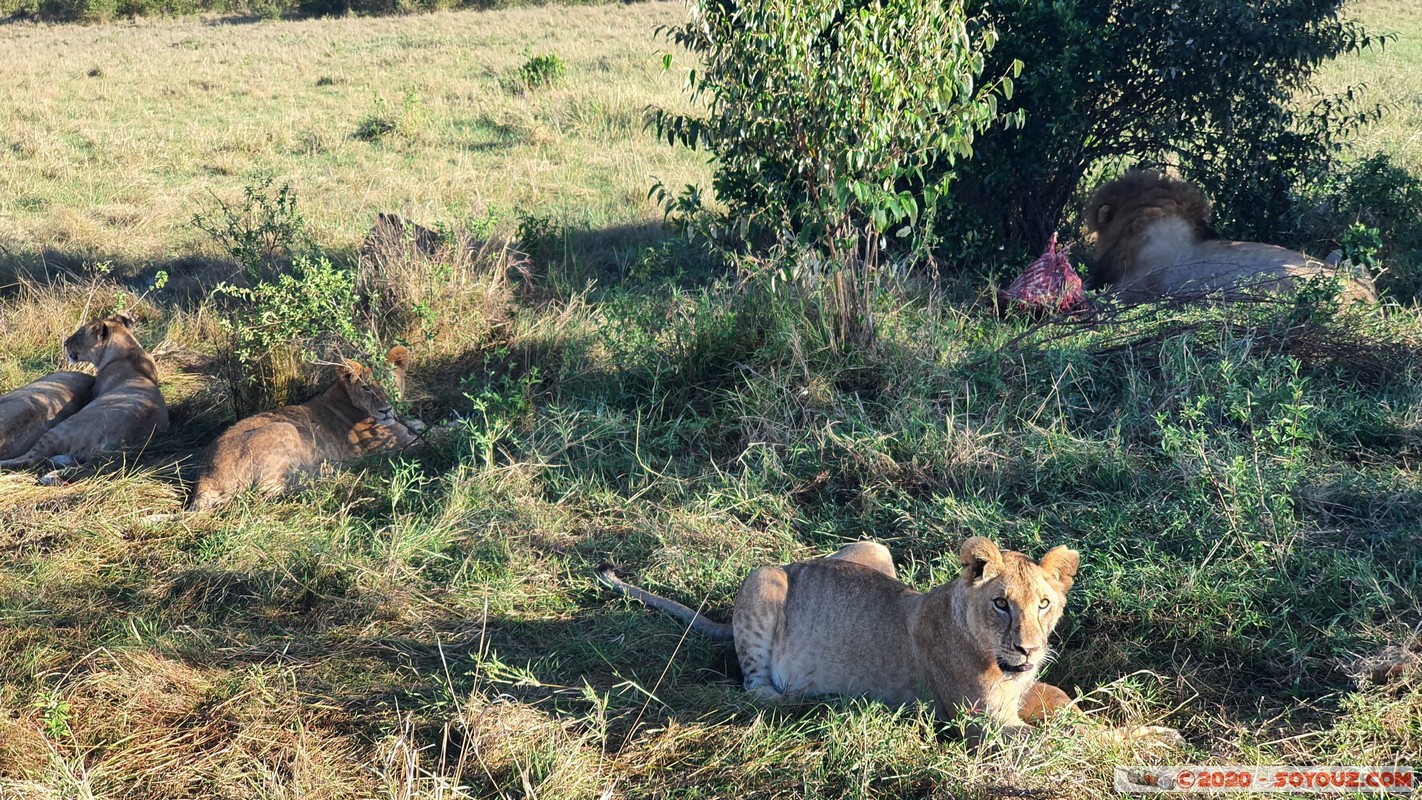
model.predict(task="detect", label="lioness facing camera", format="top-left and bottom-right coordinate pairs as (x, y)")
top-left (601, 538), bottom-right (1089, 734)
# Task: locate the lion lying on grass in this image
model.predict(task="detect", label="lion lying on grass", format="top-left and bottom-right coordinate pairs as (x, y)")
top-left (600, 538), bottom-right (1178, 742)
top-left (1086, 170), bottom-right (1376, 303)
top-left (0, 314), bottom-right (168, 470)
top-left (0, 371), bottom-right (94, 461)
top-left (186, 346), bottom-right (418, 511)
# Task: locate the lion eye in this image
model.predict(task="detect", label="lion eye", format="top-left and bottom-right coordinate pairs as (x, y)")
top-left (992, 598), bottom-right (1008, 610)
top-left (1038, 598), bottom-right (1051, 610)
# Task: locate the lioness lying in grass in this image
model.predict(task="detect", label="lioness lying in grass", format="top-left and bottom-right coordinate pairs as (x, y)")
top-left (601, 538), bottom-right (1179, 742)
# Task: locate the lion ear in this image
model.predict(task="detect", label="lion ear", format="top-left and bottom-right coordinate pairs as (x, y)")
top-left (1095, 204), bottom-right (1112, 226)
top-left (111, 313), bottom-right (135, 329)
top-left (1038, 546), bottom-right (1080, 592)
top-left (386, 345), bottom-right (410, 371)
top-left (94, 320), bottom-right (112, 342)
top-left (338, 359), bottom-right (365, 382)
top-left (959, 537), bottom-right (1004, 585)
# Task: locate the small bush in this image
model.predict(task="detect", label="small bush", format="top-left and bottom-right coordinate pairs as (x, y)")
top-left (1316, 153), bottom-right (1422, 298)
top-left (1340, 223), bottom-right (1383, 272)
top-left (516, 52), bottom-right (565, 90)
top-left (353, 91), bottom-right (428, 143)
top-left (75, 0), bottom-right (116, 21)
top-left (196, 178), bottom-right (386, 416)
top-left (193, 176), bottom-right (314, 285)
top-left (248, 0), bottom-right (293, 19)
top-left (651, 0), bottom-right (1014, 348)
top-left (515, 212), bottom-right (561, 266)
top-left (213, 253), bottom-right (381, 414)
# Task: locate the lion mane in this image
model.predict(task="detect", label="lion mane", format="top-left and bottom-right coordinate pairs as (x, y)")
top-left (1083, 169), bottom-right (1375, 303)
top-left (1084, 170), bottom-right (1218, 288)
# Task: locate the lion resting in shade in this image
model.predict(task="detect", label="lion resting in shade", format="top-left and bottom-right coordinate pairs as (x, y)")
top-left (1085, 170), bottom-right (1376, 304)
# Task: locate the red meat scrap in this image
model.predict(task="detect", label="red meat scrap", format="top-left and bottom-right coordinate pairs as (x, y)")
top-left (997, 233), bottom-right (1086, 316)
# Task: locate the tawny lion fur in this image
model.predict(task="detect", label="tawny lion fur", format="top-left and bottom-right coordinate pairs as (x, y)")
top-left (599, 538), bottom-right (1081, 732)
top-left (1086, 170), bottom-right (1376, 303)
top-left (187, 345), bottom-right (417, 511)
top-left (0, 371), bottom-right (95, 461)
top-left (0, 314), bottom-right (168, 469)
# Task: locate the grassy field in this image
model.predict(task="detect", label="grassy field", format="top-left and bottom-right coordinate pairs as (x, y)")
top-left (0, 2), bottom-right (706, 276)
top-left (1316, 0), bottom-right (1422, 174)
top-left (0, 2), bottom-right (1420, 799)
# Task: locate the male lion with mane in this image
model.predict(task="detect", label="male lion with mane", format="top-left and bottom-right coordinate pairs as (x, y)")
top-left (1085, 170), bottom-right (1376, 303)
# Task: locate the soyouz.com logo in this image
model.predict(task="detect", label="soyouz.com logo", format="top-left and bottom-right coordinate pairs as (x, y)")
top-left (1115, 766), bottom-right (1414, 794)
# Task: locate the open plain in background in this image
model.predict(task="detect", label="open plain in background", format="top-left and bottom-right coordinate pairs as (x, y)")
top-left (0, 1), bottom-right (1419, 798)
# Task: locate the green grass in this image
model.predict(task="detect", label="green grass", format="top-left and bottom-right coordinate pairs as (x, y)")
top-left (0, 2), bottom-right (1420, 799)
top-left (1316, 0), bottom-right (1422, 175)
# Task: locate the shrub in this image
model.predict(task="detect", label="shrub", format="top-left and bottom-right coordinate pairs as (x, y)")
top-left (650, 0), bottom-right (1015, 347)
top-left (213, 253), bottom-right (381, 414)
top-left (353, 91), bottom-right (428, 143)
top-left (72, 0), bottom-right (116, 21)
top-left (515, 212), bottom-right (561, 267)
top-left (516, 52), bottom-right (565, 90)
top-left (192, 176), bottom-right (313, 285)
top-left (197, 179), bottom-right (385, 416)
top-left (249, 0), bottom-right (294, 19)
top-left (935, 0), bottom-right (1386, 265)
top-left (1318, 153), bottom-right (1422, 298)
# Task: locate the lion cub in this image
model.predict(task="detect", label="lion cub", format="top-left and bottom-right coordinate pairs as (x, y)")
top-left (0, 371), bottom-right (95, 460)
top-left (0, 314), bottom-right (168, 470)
top-left (187, 346), bottom-right (417, 511)
top-left (600, 538), bottom-right (1080, 733)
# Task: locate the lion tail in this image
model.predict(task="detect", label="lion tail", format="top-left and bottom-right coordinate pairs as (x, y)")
top-left (596, 564), bottom-right (734, 641)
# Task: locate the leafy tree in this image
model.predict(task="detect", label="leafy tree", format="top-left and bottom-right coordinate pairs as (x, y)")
top-left (937, 0), bottom-right (1385, 265)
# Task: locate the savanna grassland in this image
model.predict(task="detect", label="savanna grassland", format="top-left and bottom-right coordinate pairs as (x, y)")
top-left (1316, 0), bottom-right (1422, 174)
top-left (0, 2), bottom-right (1421, 799)
top-left (0, 2), bottom-right (706, 269)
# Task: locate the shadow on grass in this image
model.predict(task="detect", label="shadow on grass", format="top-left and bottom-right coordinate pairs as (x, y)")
top-left (163, 597), bottom-right (750, 746)
top-left (0, 246), bottom-right (240, 304)
top-left (520, 219), bottom-right (722, 300)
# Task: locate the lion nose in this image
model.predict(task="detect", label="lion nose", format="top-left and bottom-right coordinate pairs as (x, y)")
top-left (1014, 644), bottom-right (1040, 658)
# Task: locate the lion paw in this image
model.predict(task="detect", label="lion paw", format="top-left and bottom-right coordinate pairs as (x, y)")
top-left (1075, 723), bottom-right (1184, 747)
top-left (744, 682), bottom-right (786, 703)
top-left (38, 470), bottom-right (70, 487)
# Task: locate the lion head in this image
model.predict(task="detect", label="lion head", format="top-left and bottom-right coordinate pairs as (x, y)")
top-left (336, 345), bottom-right (410, 427)
top-left (1084, 169), bottom-right (1218, 288)
top-left (64, 313), bottom-right (138, 367)
top-left (956, 537), bottom-right (1079, 676)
